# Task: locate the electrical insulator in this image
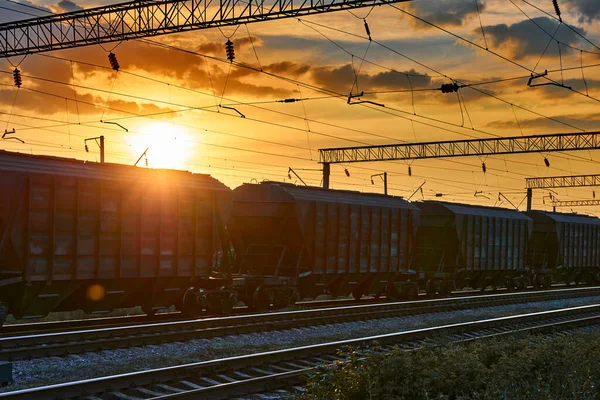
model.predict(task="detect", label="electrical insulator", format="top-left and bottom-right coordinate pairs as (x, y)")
top-left (145, 157), bottom-right (148, 167)
top-left (408, 166), bottom-right (412, 176)
top-left (594, 191), bottom-right (596, 199)
top-left (225, 40), bottom-right (235, 63)
top-left (13, 68), bottom-right (22, 88)
top-left (544, 157), bottom-right (550, 167)
top-left (85, 144), bottom-right (89, 152)
top-left (108, 52), bottom-right (120, 71)
top-left (344, 168), bottom-right (350, 177)
top-left (435, 193), bottom-right (443, 197)
top-left (440, 83), bottom-right (459, 93)
top-left (363, 20), bottom-right (372, 41)
top-left (552, 0), bottom-right (562, 22)
top-left (481, 162), bottom-right (486, 173)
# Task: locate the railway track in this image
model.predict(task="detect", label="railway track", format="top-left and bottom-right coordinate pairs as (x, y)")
top-left (0, 284), bottom-right (576, 337)
top-left (0, 297), bottom-right (390, 337)
top-left (5, 283), bottom-right (573, 337)
top-left (3, 303), bottom-right (600, 400)
top-left (1, 286), bottom-right (599, 361)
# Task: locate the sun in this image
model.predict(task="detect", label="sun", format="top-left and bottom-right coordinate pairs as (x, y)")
top-left (128, 123), bottom-right (191, 170)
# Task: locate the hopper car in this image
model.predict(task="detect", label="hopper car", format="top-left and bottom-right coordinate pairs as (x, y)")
top-left (415, 202), bottom-right (533, 294)
top-left (227, 182), bottom-right (420, 309)
top-left (526, 211), bottom-right (600, 286)
top-left (0, 151), bottom-right (235, 326)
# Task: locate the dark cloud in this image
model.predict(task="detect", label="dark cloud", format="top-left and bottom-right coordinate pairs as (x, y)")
top-left (404, 0), bottom-right (485, 29)
top-left (55, 0), bottom-right (82, 12)
top-left (565, 0), bottom-right (600, 24)
top-left (196, 36), bottom-right (262, 56)
top-left (0, 86), bottom-right (175, 117)
top-left (486, 112), bottom-right (600, 131)
top-left (311, 64), bottom-right (432, 93)
top-left (263, 61), bottom-right (310, 77)
top-left (483, 17), bottom-right (586, 60)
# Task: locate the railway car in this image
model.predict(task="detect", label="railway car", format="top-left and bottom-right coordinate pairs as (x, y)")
top-left (526, 211), bottom-right (600, 286)
top-left (415, 201), bottom-right (533, 294)
top-left (227, 182), bottom-right (421, 309)
top-left (0, 151), bottom-right (234, 326)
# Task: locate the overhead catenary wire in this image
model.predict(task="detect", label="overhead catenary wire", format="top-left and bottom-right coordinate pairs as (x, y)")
top-left (387, 3), bottom-right (600, 105)
top-left (2, 5), bottom-right (596, 200)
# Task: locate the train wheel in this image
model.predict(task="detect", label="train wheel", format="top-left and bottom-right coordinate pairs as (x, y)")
top-left (505, 278), bottom-right (515, 292)
top-left (182, 288), bottom-right (205, 318)
top-left (141, 305), bottom-right (157, 316)
top-left (275, 288), bottom-right (293, 309)
top-left (253, 286), bottom-right (273, 312)
top-left (0, 303), bottom-right (7, 328)
top-left (217, 293), bottom-right (236, 315)
top-left (425, 280), bottom-right (436, 297)
top-left (405, 283), bottom-right (418, 300)
top-left (439, 282), bottom-right (451, 297)
top-left (386, 282), bottom-right (401, 301)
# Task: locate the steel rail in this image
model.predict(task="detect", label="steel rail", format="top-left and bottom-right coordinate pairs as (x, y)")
top-left (3, 303), bottom-right (600, 399)
top-left (0, 296), bottom-right (403, 336)
top-left (1, 286), bottom-right (599, 361)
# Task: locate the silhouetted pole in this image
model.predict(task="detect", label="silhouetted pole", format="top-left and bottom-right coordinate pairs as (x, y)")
top-left (383, 172), bottom-right (388, 195)
top-left (322, 163), bottom-right (330, 189)
top-left (526, 188), bottom-right (532, 211)
top-left (99, 135), bottom-right (105, 163)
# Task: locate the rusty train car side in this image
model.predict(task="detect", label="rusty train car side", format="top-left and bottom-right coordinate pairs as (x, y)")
top-left (0, 151), bottom-right (233, 324)
top-left (416, 201), bottom-right (533, 293)
top-left (227, 182), bottom-right (420, 309)
top-left (526, 211), bottom-right (600, 285)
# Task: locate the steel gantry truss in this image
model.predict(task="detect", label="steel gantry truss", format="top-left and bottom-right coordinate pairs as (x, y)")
top-left (524, 173), bottom-right (600, 211)
top-left (526, 174), bottom-right (600, 189)
top-left (552, 200), bottom-right (600, 208)
top-left (0, 0), bottom-right (412, 57)
top-left (319, 131), bottom-right (600, 189)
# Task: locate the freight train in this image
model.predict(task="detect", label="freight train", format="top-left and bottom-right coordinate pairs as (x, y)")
top-left (0, 151), bottom-right (599, 326)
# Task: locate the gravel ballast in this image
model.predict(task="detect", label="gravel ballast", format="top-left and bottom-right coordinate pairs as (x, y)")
top-left (4, 295), bottom-right (600, 392)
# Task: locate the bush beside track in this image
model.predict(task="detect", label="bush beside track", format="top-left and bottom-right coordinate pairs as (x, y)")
top-left (300, 332), bottom-right (600, 400)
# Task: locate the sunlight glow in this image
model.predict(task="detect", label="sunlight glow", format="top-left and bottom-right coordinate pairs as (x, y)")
top-left (128, 123), bottom-right (191, 170)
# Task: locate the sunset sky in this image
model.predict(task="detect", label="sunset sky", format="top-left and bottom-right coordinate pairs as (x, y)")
top-left (0, 0), bottom-right (599, 213)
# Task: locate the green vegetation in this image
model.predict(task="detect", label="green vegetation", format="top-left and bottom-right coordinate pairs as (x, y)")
top-left (300, 332), bottom-right (600, 400)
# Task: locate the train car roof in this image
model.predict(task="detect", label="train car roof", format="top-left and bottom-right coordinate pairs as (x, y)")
top-left (527, 210), bottom-right (600, 225)
top-left (416, 200), bottom-right (532, 221)
top-left (0, 150), bottom-right (229, 191)
top-left (236, 181), bottom-right (419, 210)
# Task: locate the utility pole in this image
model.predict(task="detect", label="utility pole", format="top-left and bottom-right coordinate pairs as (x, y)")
top-left (84, 135), bottom-right (105, 163)
top-left (371, 172), bottom-right (388, 195)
